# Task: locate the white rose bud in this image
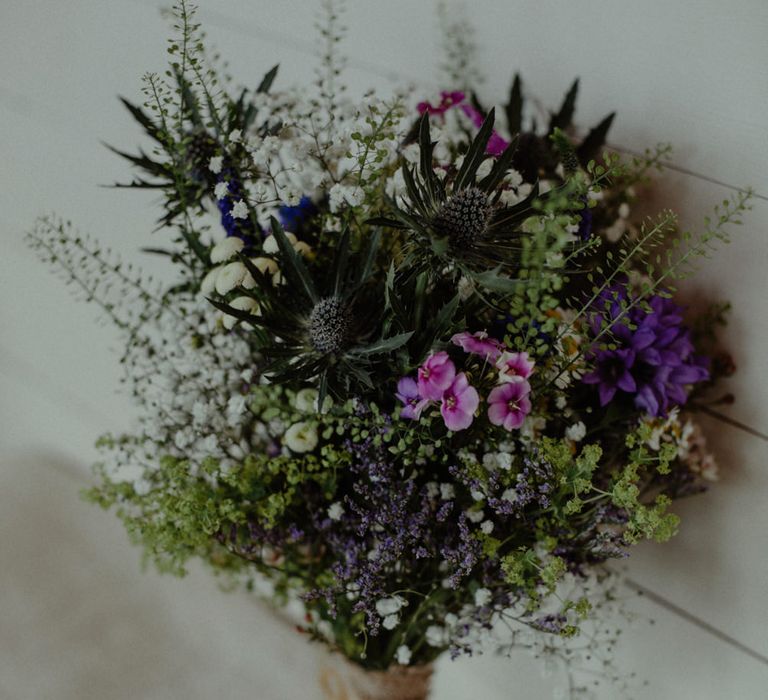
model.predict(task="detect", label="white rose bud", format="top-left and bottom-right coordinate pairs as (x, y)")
top-left (262, 231), bottom-right (297, 255)
top-left (215, 261), bottom-right (249, 295)
top-left (210, 236), bottom-right (245, 263)
top-left (200, 266), bottom-right (221, 295)
top-left (222, 296), bottom-right (260, 330)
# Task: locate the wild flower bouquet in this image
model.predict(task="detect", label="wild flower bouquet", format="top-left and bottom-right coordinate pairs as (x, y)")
top-left (29, 2), bottom-right (751, 694)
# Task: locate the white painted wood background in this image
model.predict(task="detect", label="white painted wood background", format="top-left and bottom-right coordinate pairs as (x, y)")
top-left (1, 1), bottom-right (766, 698)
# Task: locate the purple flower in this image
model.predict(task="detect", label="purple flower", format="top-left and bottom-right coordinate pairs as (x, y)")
top-left (451, 331), bottom-right (503, 361)
top-left (583, 286), bottom-right (710, 417)
top-left (495, 350), bottom-right (535, 384)
top-left (440, 373), bottom-right (480, 431)
top-left (417, 351), bottom-right (456, 401)
top-left (395, 377), bottom-right (430, 420)
top-left (487, 381), bottom-right (532, 430)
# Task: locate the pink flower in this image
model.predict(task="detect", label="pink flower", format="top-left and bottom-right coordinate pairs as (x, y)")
top-left (417, 90), bottom-right (466, 116)
top-left (451, 331), bottom-right (503, 362)
top-left (416, 92), bottom-right (510, 156)
top-left (487, 381), bottom-right (532, 431)
top-left (495, 351), bottom-right (535, 384)
top-left (396, 377), bottom-right (430, 420)
top-left (417, 351), bottom-right (456, 401)
top-left (440, 373), bottom-right (480, 431)
top-left (459, 104), bottom-right (511, 157)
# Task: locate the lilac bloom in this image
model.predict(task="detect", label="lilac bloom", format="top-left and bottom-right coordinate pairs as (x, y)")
top-left (417, 351), bottom-right (456, 401)
top-left (495, 350), bottom-right (535, 384)
top-left (440, 373), bottom-right (480, 431)
top-left (451, 331), bottom-right (504, 361)
top-left (487, 381), bottom-right (532, 431)
top-left (396, 377), bottom-right (430, 420)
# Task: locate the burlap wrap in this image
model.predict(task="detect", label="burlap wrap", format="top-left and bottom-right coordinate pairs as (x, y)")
top-left (318, 655), bottom-right (433, 700)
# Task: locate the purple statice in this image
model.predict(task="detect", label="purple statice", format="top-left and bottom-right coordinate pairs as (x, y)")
top-left (583, 285), bottom-right (709, 417)
top-left (278, 195), bottom-right (318, 233)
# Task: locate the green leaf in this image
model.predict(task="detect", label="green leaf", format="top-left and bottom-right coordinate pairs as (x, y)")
top-left (505, 73), bottom-right (523, 136)
top-left (332, 226), bottom-right (351, 296)
top-left (548, 78), bottom-right (579, 134)
top-left (454, 108), bottom-right (496, 191)
top-left (269, 217), bottom-right (318, 303)
top-left (350, 331), bottom-right (413, 356)
top-left (576, 112), bottom-right (616, 165)
top-left (257, 64), bottom-right (279, 93)
top-left (478, 135), bottom-right (519, 192)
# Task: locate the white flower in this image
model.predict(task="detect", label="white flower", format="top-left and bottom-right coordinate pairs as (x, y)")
top-left (209, 156), bottom-right (224, 174)
top-left (395, 645), bottom-right (412, 665)
top-left (565, 421), bottom-right (586, 442)
top-left (618, 202), bottom-right (630, 219)
top-left (262, 231), bottom-right (297, 254)
top-left (328, 502), bottom-right (345, 521)
top-left (466, 509), bottom-right (484, 524)
top-left (480, 520), bottom-right (494, 534)
top-left (228, 128), bottom-right (242, 144)
top-left (440, 483), bottom-right (455, 500)
top-left (294, 388), bottom-right (319, 413)
top-left (231, 200), bottom-right (249, 220)
top-left (283, 421), bottom-right (318, 453)
top-left (474, 588), bottom-right (492, 607)
top-left (200, 266), bottom-right (221, 295)
top-left (210, 237), bottom-right (245, 264)
top-left (501, 488), bottom-right (517, 503)
top-left (426, 625), bottom-right (447, 647)
top-left (215, 261), bottom-right (251, 295)
top-left (293, 240), bottom-right (312, 257)
top-left (375, 596), bottom-right (406, 617)
top-left (250, 257), bottom-right (279, 276)
top-left (222, 296), bottom-right (260, 330)
top-left (214, 181), bottom-right (229, 200)
top-left (382, 614), bottom-right (399, 630)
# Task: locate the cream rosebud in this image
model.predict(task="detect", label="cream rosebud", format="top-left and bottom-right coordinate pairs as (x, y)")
top-left (250, 257), bottom-right (279, 276)
top-left (200, 266), bottom-right (221, 295)
top-left (222, 296), bottom-right (260, 330)
top-left (210, 236), bottom-right (244, 263)
top-left (262, 231), bottom-right (297, 255)
top-left (283, 421), bottom-right (318, 453)
top-left (293, 240), bottom-right (312, 257)
top-left (215, 261), bottom-right (249, 295)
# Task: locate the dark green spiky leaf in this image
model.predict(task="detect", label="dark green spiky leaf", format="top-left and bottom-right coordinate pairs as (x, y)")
top-left (454, 108), bottom-right (496, 191)
top-left (118, 97), bottom-right (162, 142)
top-left (549, 78), bottom-right (579, 134)
top-left (356, 229), bottom-right (381, 286)
top-left (350, 331), bottom-right (413, 357)
top-left (365, 216), bottom-right (409, 230)
top-left (417, 112), bottom-right (439, 204)
top-left (577, 112), bottom-right (616, 164)
top-left (257, 65), bottom-right (279, 93)
top-left (478, 135), bottom-right (519, 192)
top-left (332, 226), bottom-right (351, 296)
top-left (505, 73), bottom-right (523, 136)
top-left (270, 217), bottom-right (318, 303)
top-left (470, 267), bottom-right (520, 293)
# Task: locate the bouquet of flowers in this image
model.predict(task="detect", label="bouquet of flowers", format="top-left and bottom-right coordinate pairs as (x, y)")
top-left (29, 2), bottom-right (751, 697)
